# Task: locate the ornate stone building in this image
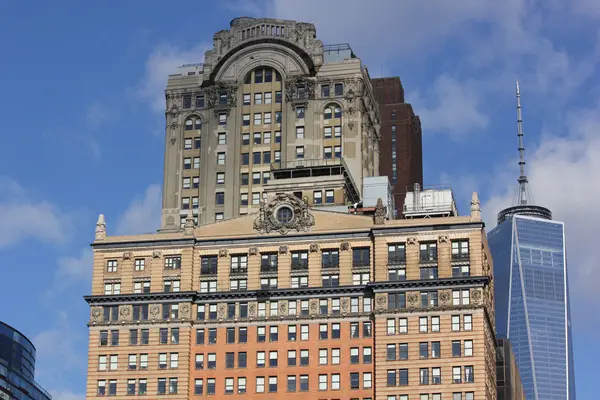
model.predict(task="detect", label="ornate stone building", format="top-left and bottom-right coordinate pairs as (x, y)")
top-left (160, 17), bottom-right (381, 230)
top-left (85, 191), bottom-right (497, 399)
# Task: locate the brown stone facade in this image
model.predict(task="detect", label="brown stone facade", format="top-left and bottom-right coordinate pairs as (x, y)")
top-left (372, 77), bottom-right (423, 218)
top-left (86, 195), bottom-right (495, 399)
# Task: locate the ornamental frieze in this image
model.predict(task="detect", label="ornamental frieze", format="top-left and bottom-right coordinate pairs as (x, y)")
top-left (180, 304), bottom-right (191, 320)
top-left (406, 292), bottom-right (419, 309)
top-left (248, 302), bottom-right (257, 318)
top-left (375, 293), bottom-right (387, 311)
top-left (119, 305), bottom-right (132, 321)
top-left (91, 307), bottom-right (103, 323)
top-left (279, 301), bottom-right (288, 316)
top-left (309, 299), bottom-right (319, 316)
top-left (340, 298), bottom-right (350, 314)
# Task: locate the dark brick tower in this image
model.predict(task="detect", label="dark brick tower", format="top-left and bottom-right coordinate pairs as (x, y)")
top-left (372, 77), bottom-right (423, 218)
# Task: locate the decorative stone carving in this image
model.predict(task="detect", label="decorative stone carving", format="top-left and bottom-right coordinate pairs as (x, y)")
top-left (279, 301), bottom-right (288, 315)
top-left (95, 214), bottom-right (106, 240)
top-left (347, 106), bottom-right (356, 115)
top-left (344, 88), bottom-right (355, 101)
top-left (309, 299), bottom-right (319, 315)
top-left (165, 93), bottom-right (181, 110)
top-left (438, 234), bottom-right (449, 244)
top-left (152, 250), bottom-right (162, 259)
top-left (407, 237), bottom-right (417, 245)
top-left (341, 298), bottom-right (350, 314)
top-left (217, 303), bottom-right (227, 319)
top-left (180, 304), bottom-right (191, 319)
top-left (375, 293), bottom-right (388, 311)
top-left (373, 198), bottom-right (386, 225)
top-left (149, 305), bottom-right (160, 318)
top-left (278, 246), bottom-right (288, 254)
top-left (219, 249), bottom-right (228, 257)
top-left (347, 121), bottom-right (355, 130)
top-left (253, 193), bottom-right (315, 235)
top-left (340, 241), bottom-right (350, 251)
top-left (248, 302), bottom-right (257, 318)
top-left (248, 247), bottom-right (258, 256)
top-left (184, 210), bottom-right (195, 235)
top-left (284, 77), bottom-right (315, 102)
top-left (439, 290), bottom-right (452, 306)
top-left (205, 82), bottom-right (238, 109)
top-left (472, 288), bottom-right (483, 305)
top-left (119, 305), bottom-right (131, 321)
top-left (91, 307), bottom-right (102, 322)
top-left (122, 251), bottom-right (132, 260)
top-left (407, 292), bottom-right (419, 308)
top-left (170, 137), bottom-right (177, 146)
top-left (309, 243), bottom-right (319, 253)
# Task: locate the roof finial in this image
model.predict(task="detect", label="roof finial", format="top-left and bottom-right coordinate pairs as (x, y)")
top-left (95, 214), bottom-right (106, 240)
top-left (516, 80), bottom-right (530, 205)
top-left (470, 192), bottom-right (481, 220)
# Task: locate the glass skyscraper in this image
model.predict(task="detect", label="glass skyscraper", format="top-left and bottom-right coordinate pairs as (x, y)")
top-left (488, 209), bottom-right (576, 400)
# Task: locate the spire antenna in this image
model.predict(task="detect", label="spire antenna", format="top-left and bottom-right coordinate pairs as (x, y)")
top-left (516, 80), bottom-right (529, 206)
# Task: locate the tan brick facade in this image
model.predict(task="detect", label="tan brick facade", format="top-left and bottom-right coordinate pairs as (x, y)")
top-left (86, 194), bottom-right (496, 400)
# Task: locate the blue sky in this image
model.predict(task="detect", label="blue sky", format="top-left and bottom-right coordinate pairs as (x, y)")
top-left (1, 1), bottom-right (598, 399)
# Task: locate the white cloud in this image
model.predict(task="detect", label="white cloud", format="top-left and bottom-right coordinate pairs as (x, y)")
top-left (482, 101), bottom-right (600, 328)
top-left (0, 176), bottom-right (71, 248)
top-left (409, 75), bottom-right (488, 136)
top-left (48, 248), bottom-right (93, 296)
top-left (115, 184), bottom-right (162, 235)
top-left (33, 312), bottom-right (85, 386)
top-left (85, 103), bottom-right (113, 129)
top-left (135, 43), bottom-right (210, 113)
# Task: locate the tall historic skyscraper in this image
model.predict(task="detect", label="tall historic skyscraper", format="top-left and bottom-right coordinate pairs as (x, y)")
top-left (487, 82), bottom-right (576, 400)
top-left (84, 17), bottom-right (499, 400)
top-left (372, 77), bottom-right (423, 217)
top-left (160, 17), bottom-right (380, 229)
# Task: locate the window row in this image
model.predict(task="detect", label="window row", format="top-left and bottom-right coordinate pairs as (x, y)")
top-left (242, 111), bottom-right (282, 126)
top-left (242, 130), bottom-right (281, 145)
top-left (385, 340), bottom-right (474, 361)
top-left (98, 352), bottom-right (179, 371)
top-left (386, 315), bottom-right (473, 335)
top-left (194, 372), bottom-right (370, 395)
top-left (242, 91), bottom-right (282, 105)
top-left (97, 378), bottom-right (177, 396)
top-left (98, 328), bottom-right (179, 346)
top-left (387, 290), bottom-right (471, 311)
top-left (105, 256), bottom-right (180, 273)
top-left (183, 136), bottom-right (201, 149)
top-left (386, 394), bottom-right (474, 400)
top-left (386, 366), bottom-right (475, 386)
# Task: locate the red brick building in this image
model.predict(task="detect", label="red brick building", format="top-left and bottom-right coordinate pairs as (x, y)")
top-left (372, 77), bottom-right (423, 218)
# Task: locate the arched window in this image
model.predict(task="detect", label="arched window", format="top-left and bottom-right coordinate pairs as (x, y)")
top-left (185, 118), bottom-right (202, 130)
top-left (243, 67), bottom-right (282, 85)
top-left (323, 104), bottom-right (342, 120)
top-left (334, 106), bottom-right (342, 119)
top-left (185, 119), bottom-right (193, 130)
top-left (194, 119), bottom-right (202, 130)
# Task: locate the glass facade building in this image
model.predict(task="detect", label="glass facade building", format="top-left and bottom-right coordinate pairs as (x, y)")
top-left (0, 322), bottom-right (51, 400)
top-left (488, 213), bottom-right (576, 400)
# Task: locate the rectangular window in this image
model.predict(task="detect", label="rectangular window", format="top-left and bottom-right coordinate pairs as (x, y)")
top-left (464, 314), bottom-right (472, 330)
top-left (253, 151), bottom-right (261, 164)
top-left (264, 92), bottom-right (272, 104)
top-left (324, 126), bottom-right (332, 138)
top-left (296, 126), bottom-right (305, 139)
top-left (334, 125), bottom-right (342, 137)
top-left (322, 85), bottom-right (330, 97)
top-left (275, 91), bottom-right (282, 103)
top-left (325, 190), bottom-right (334, 203)
top-left (192, 176), bottom-right (200, 187)
top-left (274, 150), bottom-right (281, 162)
top-left (218, 132), bottom-right (227, 145)
top-left (219, 113), bottom-right (227, 125)
top-left (296, 146), bottom-right (304, 159)
top-left (217, 152), bottom-right (226, 165)
top-left (264, 112), bottom-right (272, 124)
top-left (334, 83), bottom-right (344, 96)
top-left (334, 145), bottom-right (341, 158)
top-left (254, 93), bottom-right (263, 104)
top-left (324, 146), bottom-right (332, 159)
top-left (243, 93), bottom-right (251, 105)
top-left (252, 192), bottom-right (260, 205)
top-left (243, 114), bottom-right (250, 126)
top-left (254, 113), bottom-right (262, 125)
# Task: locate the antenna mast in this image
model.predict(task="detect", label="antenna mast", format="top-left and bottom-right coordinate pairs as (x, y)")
top-left (516, 80), bottom-right (529, 205)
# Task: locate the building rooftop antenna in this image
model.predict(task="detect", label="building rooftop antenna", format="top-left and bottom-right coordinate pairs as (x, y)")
top-left (495, 80), bottom-right (553, 224)
top-left (516, 80), bottom-right (530, 206)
